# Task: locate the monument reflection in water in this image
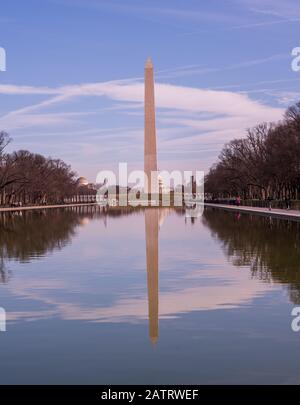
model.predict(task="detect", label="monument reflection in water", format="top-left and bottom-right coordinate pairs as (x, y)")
top-left (0, 206), bottom-right (164, 343)
top-left (145, 209), bottom-right (159, 344)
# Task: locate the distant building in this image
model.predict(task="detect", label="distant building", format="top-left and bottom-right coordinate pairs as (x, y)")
top-left (77, 177), bottom-right (89, 187)
top-left (77, 177), bottom-right (97, 191)
top-left (158, 175), bottom-right (171, 194)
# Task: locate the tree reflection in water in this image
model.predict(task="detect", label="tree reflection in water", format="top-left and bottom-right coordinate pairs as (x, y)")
top-left (0, 206), bottom-right (140, 283)
top-left (3, 205), bottom-right (299, 307)
top-left (0, 205), bottom-right (183, 284)
top-left (203, 208), bottom-right (300, 303)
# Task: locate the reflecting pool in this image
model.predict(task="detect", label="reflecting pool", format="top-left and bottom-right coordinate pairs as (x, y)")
top-left (0, 206), bottom-right (300, 384)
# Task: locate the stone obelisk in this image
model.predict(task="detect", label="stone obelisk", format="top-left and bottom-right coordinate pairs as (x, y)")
top-left (144, 58), bottom-right (158, 195)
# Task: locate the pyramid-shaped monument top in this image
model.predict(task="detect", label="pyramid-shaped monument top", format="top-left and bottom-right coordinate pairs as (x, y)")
top-left (145, 57), bottom-right (153, 68)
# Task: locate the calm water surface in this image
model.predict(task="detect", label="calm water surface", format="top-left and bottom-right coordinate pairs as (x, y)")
top-left (1, 206), bottom-right (300, 384)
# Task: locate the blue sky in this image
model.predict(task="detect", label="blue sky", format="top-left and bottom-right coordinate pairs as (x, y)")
top-left (1, 0), bottom-right (300, 181)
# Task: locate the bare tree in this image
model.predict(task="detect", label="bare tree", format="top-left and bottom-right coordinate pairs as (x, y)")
top-left (206, 103), bottom-right (300, 203)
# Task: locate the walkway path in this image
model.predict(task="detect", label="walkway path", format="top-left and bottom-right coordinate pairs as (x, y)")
top-left (0, 202), bottom-right (97, 213)
top-left (205, 203), bottom-right (300, 221)
top-left (2, 201), bottom-right (300, 221)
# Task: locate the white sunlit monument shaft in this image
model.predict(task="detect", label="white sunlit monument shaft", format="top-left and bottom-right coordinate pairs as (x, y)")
top-left (144, 57), bottom-right (158, 196)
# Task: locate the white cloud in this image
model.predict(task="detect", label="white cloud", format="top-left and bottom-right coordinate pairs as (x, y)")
top-left (52, 0), bottom-right (238, 25)
top-left (239, 0), bottom-right (300, 19)
top-left (0, 77), bottom-right (285, 175)
top-left (157, 54), bottom-right (288, 79)
top-left (0, 78), bottom-right (284, 126)
top-left (0, 84), bottom-right (57, 95)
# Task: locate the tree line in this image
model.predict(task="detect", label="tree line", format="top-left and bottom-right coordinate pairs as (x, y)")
top-left (0, 132), bottom-right (78, 206)
top-left (205, 102), bottom-right (300, 201)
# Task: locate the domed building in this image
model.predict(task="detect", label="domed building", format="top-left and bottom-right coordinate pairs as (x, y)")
top-left (77, 177), bottom-right (89, 187)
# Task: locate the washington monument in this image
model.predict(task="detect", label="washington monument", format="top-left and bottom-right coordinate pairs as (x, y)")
top-left (144, 57), bottom-right (158, 194)
top-left (144, 58), bottom-right (159, 343)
